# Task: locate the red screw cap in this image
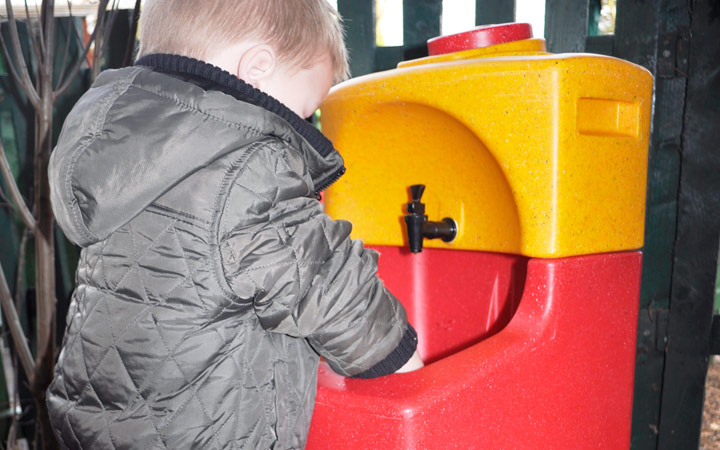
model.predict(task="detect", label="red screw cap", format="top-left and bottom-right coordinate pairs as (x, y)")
top-left (427, 23), bottom-right (534, 56)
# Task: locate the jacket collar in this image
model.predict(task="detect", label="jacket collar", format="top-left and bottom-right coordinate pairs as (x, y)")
top-left (134, 53), bottom-right (344, 192)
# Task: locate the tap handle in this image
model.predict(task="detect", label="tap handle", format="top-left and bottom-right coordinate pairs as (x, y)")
top-left (407, 184), bottom-right (426, 215)
top-left (410, 184), bottom-right (426, 202)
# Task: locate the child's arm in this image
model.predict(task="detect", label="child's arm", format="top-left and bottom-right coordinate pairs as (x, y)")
top-left (218, 141), bottom-right (418, 378)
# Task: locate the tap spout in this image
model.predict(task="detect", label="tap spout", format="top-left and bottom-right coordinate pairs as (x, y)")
top-left (404, 184), bottom-right (458, 253)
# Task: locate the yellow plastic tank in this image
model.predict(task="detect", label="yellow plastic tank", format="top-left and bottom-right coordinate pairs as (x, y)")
top-left (321, 24), bottom-right (653, 258)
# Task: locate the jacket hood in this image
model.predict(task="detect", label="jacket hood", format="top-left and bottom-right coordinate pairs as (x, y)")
top-left (49, 55), bottom-right (345, 248)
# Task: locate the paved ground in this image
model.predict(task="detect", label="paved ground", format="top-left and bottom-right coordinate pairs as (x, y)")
top-left (702, 359), bottom-right (720, 449)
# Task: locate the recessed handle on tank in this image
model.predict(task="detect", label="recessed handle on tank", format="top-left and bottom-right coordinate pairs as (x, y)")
top-left (404, 184), bottom-right (458, 253)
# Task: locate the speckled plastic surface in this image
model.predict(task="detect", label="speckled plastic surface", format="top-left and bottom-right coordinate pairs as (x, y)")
top-left (367, 246), bottom-right (528, 363)
top-left (310, 24), bottom-right (649, 449)
top-left (321, 37), bottom-right (653, 258)
top-left (427, 23), bottom-right (534, 56)
top-left (308, 252), bottom-right (641, 449)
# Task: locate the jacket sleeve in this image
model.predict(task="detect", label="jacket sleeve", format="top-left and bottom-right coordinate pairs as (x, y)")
top-left (217, 141), bottom-right (417, 378)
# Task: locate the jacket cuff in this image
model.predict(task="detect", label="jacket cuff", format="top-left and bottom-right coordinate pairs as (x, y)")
top-left (352, 325), bottom-right (418, 379)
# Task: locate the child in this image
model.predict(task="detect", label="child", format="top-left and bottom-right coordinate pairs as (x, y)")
top-left (47, 0), bottom-right (422, 449)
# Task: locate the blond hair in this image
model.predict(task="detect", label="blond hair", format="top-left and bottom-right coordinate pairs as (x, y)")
top-left (138, 0), bottom-right (349, 81)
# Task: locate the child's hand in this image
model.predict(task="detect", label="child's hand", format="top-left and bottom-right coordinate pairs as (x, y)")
top-left (395, 351), bottom-right (424, 373)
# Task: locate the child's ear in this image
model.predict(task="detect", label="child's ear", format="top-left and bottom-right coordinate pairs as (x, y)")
top-left (237, 45), bottom-right (276, 88)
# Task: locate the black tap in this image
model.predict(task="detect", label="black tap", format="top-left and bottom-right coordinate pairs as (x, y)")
top-left (404, 184), bottom-right (458, 253)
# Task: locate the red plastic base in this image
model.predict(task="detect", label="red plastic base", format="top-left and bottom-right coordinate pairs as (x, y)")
top-left (371, 246), bottom-right (527, 362)
top-left (308, 251), bottom-right (641, 449)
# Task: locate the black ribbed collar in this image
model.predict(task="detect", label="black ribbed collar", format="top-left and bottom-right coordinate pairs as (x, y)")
top-left (134, 53), bottom-right (338, 160)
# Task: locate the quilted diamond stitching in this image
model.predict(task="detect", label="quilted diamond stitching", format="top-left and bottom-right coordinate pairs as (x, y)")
top-left (146, 310), bottom-right (222, 449)
top-left (228, 415), bottom-right (265, 450)
top-left (169, 225), bottom-right (210, 307)
top-left (86, 245), bottom-right (102, 286)
top-left (63, 410), bottom-right (84, 450)
top-left (315, 219), bottom-right (333, 253)
top-left (103, 293), bottom-right (116, 342)
top-left (60, 288), bottom-right (107, 383)
top-left (60, 302), bottom-right (155, 430)
top-left (109, 220), bottom-right (178, 294)
top-left (99, 238), bottom-right (111, 289)
top-left (119, 220), bottom-right (213, 314)
top-left (108, 346), bottom-right (168, 449)
top-left (106, 409), bottom-right (120, 450)
top-left (61, 215), bottom-right (191, 421)
top-left (136, 222), bottom-right (188, 299)
top-left (286, 364), bottom-right (316, 442)
top-left (268, 222), bottom-right (302, 286)
top-left (64, 293), bottom-right (108, 397)
top-left (114, 399), bottom-right (168, 450)
top-left (81, 296), bottom-right (246, 448)
top-left (232, 180), bottom-right (266, 201)
top-left (199, 411), bottom-right (238, 450)
top-left (230, 336), bottom-right (276, 436)
top-left (70, 391), bottom-right (116, 450)
top-left (272, 154), bottom-right (282, 204)
top-left (108, 293), bottom-right (251, 427)
top-left (155, 381), bottom-right (196, 433)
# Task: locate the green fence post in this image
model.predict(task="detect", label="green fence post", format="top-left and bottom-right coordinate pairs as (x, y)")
top-left (338, 0), bottom-right (376, 77)
top-left (475, 0), bottom-right (515, 26)
top-left (544, 0), bottom-right (588, 53)
top-left (403, 0), bottom-right (442, 60)
top-left (656, 0), bottom-right (720, 446)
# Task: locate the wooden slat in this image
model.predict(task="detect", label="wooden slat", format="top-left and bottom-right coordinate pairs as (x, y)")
top-left (475, 0), bottom-right (515, 26)
top-left (613, 0), bottom-right (660, 72)
top-left (338, 0), bottom-right (376, 77)
top-left (710, 316), bottom-right (720, 356)
top-left (403, 0), bottom-right (442, 59)
top-left (544, 0), bottom-right (588, 53)
top-left (656, 0), bottom-right (720, 446)
top-left (374, 46), bottom-right (404, 72)
top-left (585, 35), bottom-right (613, 56)
top-left (613, 0), bottom-right (672, 447)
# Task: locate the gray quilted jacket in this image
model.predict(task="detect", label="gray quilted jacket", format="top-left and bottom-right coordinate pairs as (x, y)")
top-left (47, 54), bottom-right (416, 450)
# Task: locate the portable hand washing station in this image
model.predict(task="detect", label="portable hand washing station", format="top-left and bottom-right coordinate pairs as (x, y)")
top-left (308, 23), bottom-right (653, 449)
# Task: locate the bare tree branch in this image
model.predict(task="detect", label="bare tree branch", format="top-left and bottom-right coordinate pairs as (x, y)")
top-left (90, 11), bottom-right (104, 79)
top-left (9, 244), bottom-right (25, 447)
top-left (0, 140), bottom-right (36, 232)
top-left (92, 0), bottom-right (119, 80)
top-left (0, 263), bottom-right (35, 379)
top-left (26, 0), bottom-right (47, 55)
top-left (0, 229), bottom-right (25, 449)
top-left (54, 0), bottom-right (110, 98)
top-left (15, 229), bottom-right (29, 316)
top-left (40, 0), bottom-right (55, 92)
top-left (55, 0), bottom-right (77, 87)
top-left (2, 0), bottom-right (41, 109)
top-left (0, 338), bottom-right (18, 413)
top-left (0, 33), bottom-right (37, 107)
top-left (10, 231), bottom-right (28, 443)
top-left (122, 0), bottom-right (141, 67)
top-left (64, 3), bottom-right (94, 79)
top-left (1, 336), bottom-right (20, 449)
top-left (24, 0), bottom-right (46, 67)
top-left (101, 0), bottom-right (118, 44)
top-left (7, 410), bottom-right (18, 449)
top-left (0, 181), bottom-right (12, 207)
